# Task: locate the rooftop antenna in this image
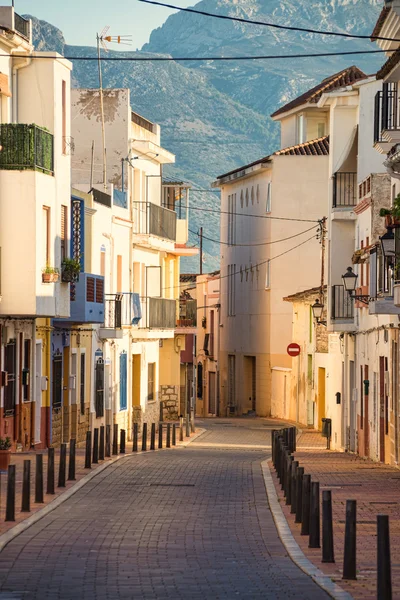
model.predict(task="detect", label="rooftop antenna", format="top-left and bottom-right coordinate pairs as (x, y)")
top-left (96, 27), bottom-right (132, 191)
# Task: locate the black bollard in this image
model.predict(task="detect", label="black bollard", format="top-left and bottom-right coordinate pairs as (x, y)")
top-left (292, 426), bottom-right (297, 452)
top-left (112, 424), bottom-right (118, 455)
top-left (167, 423), bottom-right (171, 448)
top-left (172, 423), bottom-right (176, 446)
top-left (343, 500), bottom-right (357, 580)
top-left (35, 454), bottom-right (44, 503)
top-left (68, 439), bottom-right (76, 481)
top-left (280, 444), bottom-right (287, 491)
top-left (309, 482), bottom-right (320, 548)
top-left (120, 429), bottom-right (126, 454)
top-left (21, 459), bottom-right (31, 512)
top-left (295, 466), bottom-right (304, 523)
top-left (141, 423), bottom-right (147, 451)
top-left (179, 417), bottom-right (184, 442)
top-left (105, 424), bottom-right (111, 457)
top-left (150, 423), bottom-right (156, 450)
top-left (191, 414), bottom-right (195, 433)
top-left (5, 464), bottom-right (16, 521)
top-left (301, 474), bottom-right (311, 536)
top-left (290, 461), bottom-right (299, 514)
top-left (47, 447), bottom-right (55, 494)
top-left (133, 423), bottom-right (138, 452)
top-left (58, 443), bottom-right (67, 488)
top-left (185, 415), bottom-right (190, 438)
top-left (377, 515), bottom-right (392, 600)
top-left (285, 455), bottom-right (293, 505)
top-left (85, 431), bottom-right (92, 469)
top-left (93, 428), bottom-right (99, 464)
top-left (271, 430), bottom-right (277, 463)
top-left (99, 426), bottom-right (105, 461)
top-left (322, 490), bottom-right (335, 563)
top-left (158, 423), bottom-right (163, 449)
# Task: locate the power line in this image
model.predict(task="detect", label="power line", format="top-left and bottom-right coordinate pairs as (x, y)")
top-left (139, 0), bottom-right (399, 44)
top-left (189, 224), bottom-right (318, 247)
top-left (0, 49), bottom-right (391, 62)
top-left (188, 205), bottom-right (320, 223)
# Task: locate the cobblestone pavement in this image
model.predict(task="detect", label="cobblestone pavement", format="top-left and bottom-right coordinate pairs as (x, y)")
top-left (0, 419), bottom-right (328, 599)
top-left (272, 429), bottom-right (400, 599)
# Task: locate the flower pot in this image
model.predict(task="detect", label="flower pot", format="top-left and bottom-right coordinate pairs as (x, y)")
top-left (42, 272), bottom-right (59, 283)
top-left (385, 215), bottom-right (400, 228)
top-left (61, 270), bottom-right (79, 283)
top-left (0, 449), bottom-right (11, 471)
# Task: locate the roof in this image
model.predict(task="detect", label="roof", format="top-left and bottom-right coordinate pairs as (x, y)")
top-left (275, 136), bottom-right (329, 156)
top-left (283, 285), bottom-right (327, 303)
top-left (371, 4), bottom-right (391, 40)
top-left (180, 274), bottom-right (198, 283)
top-left (215, 136), bottom-right (329, 180)
top-left (376, 46), bottom-right (400, 80)
top-left (270, 66), bottom-right (367, 118)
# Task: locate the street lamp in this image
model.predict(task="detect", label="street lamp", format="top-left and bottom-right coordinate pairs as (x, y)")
top-left (342, 266), bottom-right (371, 303)
top-left (379, 228), bottom-right (395, 259)
top-left (311, 298), bottom-right (326, 325)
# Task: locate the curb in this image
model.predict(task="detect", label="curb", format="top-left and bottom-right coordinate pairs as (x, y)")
top-left (0, 429), bottom-right (204, 554)
top-left (261, 459), bottom-right (353, 600)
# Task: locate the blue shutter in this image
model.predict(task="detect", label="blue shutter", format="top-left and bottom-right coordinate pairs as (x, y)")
top-left (119, 352), bottom-right (127, 410)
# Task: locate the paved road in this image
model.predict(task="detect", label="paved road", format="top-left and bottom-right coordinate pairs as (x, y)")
top-left (0, 419), bottom-right (328, 599)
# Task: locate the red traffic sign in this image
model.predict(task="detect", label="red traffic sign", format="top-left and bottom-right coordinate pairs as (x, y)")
top-left (287, 343), bottom-right (301, 357)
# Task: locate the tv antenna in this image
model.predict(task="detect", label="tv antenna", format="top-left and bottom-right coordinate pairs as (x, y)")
top-left (96, 27), bottom-right (132, 191)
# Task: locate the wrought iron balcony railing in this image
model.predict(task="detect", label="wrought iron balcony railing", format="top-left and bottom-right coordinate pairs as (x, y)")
top-left (331, 285), bottom-right (354, 320)
top-left (14, 13), bottom-right (29, 38)
top-left (133, 201), bottom-right (177, 242)
top-left (333, 172), bottom-right (357, 208)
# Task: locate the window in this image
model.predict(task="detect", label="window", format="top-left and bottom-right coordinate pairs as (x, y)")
top-left (4, 339), bottom-right (16, 415)
top-left (240, 190), bottom-right (244, 208)
top-left (61, 205), bottom-right (68, 262)
top-left (100, 246), bottom-right (106, 277)
top-left (227, 193), bottom-right (236, 245)
top-left (197, 362), bottom-right (203, 398)
top-left (265, 260), bottom-right (271, 289)
top-left (297, 114), bottom-right (306, 144)
top-left (245, 188), bottom-right (249, 207)
top-left (23, 339), bottom-right (31, 402)
top-left (119, 352), bottom-right (127, 410)
top-left (392, 184), bottom-right (397, 205)
top-left (117, 255), bottom-right (122, 292)
top-left (317, 122), bottom-right (325, 138)
top-left (148, 362), bottom-right (155, 401)
top-left (42, 206), bottom-right (50, 266)
top-left (360, 365), bottom-right (364, 430)
top-left (95, 359), bottom-right (104, 418)
top-left (251, 187), bottom-right (254, 205)
top-left (266, 182), bottom-right (272, 213)
top-left (256, 184), bottom-right (260, 204)
top-left (210, 310), bottom-right (215, 357)
top-left (62, 80), bottom-right (67, 154)
top-left (228, 355), bottom-right (236, 410)
top-left (227, 264), bottom-right (236, 316)
top-left (80, 353), bottom-right (85, 415)
top-left (52, 353), bottom-right (62, 410)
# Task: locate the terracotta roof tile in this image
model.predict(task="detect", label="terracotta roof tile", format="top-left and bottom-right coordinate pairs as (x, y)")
top-left (371, 5), bottom-right (391, 40)
top-left (376, 46), bottom-right (400, 80)
top-left (271, 66), bottom-right (367, 118)
top-left (274, 136), bottom-right (329, 156)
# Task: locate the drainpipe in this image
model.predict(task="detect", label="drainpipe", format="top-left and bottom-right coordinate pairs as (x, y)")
top-left (11, 53), bottom-right (31, 123)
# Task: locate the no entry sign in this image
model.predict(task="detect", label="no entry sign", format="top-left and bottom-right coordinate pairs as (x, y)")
top-left (287, 343), bottom-right (301, 357)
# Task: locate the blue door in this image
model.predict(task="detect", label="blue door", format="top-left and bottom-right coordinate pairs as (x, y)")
top-left (120, 352), bottom-right (127, 410)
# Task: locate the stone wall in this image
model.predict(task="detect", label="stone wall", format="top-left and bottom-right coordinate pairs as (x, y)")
top-left (52, 409), bottom-right (62, 447)
top-left (77, 408), bottom-right (89, 446)
top-left (132, 400), bottom-right (160, 432)
top-left (161, 385), bottom-right (179, 420)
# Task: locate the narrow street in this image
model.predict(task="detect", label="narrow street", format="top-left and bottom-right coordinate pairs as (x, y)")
top-left (0, 419), bottom-right (327, 600)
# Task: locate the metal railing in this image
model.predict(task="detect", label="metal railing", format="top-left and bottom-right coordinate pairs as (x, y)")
top-left (331, 285), bottom-right (354, 320)
top-left (131, 111), bottom-right (155, 133)
top-left (133, 201), bottom-right (177, 242)
top-left (0, 124), bottom-right (54, 174)
top-left (374, 83), bottom-right (399, 144)
top-left (178, 298), bottom-right (197, 327)
top-left (14, 13), bottom-right (29, 38)
top-left (104, 293), bottom-right (142, 328)
top-left (140, 297), bottom-right (177, 329)
top-left (333, 172), bottom-right (357, 207)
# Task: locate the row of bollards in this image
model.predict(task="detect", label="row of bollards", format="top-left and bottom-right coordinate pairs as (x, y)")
top-left (272, 428), bottom-right (392, 599)
top-left (5, 437), bottom-right (78, 522)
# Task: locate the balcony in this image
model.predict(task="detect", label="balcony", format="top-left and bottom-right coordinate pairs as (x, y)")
top-left (14, 13), bottom-right (30, 38)
top-left (133, 201), bottom-right (177, 243)
top-left (140, 297), bottom-right (177, 330)
top-left (332, 172), bottom-right (357, 209)
top-left (0, 7), bottom-right (31, 41)
top-left (99, 293), bottom-right (142, 339)
top-left (177, 297), bottom-right (197, 330)
top-left (0, 124), bottom-right (54, 175)
top-left (374, 84), bottom-right (400, 153)
top-left (369, 250), bottom-right (400, 314)
top-left (331, 285), bottom-right (354, 320)
top-left (162, 183), bottom-right (190, 245)
top-left (58, 274), bottom-right (105, 324)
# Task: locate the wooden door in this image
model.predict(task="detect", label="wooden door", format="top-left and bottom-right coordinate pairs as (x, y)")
top-left (317, 368), bottom-right (326, 429)
top-left (379, 357), bottom-right (385, 463)
top-left (364, 365), bottom-right (370, 458)
top-left (208, 372), bottom-right (216, 415)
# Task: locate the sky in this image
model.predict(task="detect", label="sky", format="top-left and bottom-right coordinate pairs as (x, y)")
top-left (13, 0), bottom-right (194, 49)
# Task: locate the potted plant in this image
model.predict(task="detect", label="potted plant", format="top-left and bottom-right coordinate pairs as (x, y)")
top-left (0, 436), bottom-right (11, 471)
top-left (42, 265), bottom-right (59, 283)
top-left (380, 194), bottom-right (400, 228)
top-left (61, 257), bottom-right (81, 283)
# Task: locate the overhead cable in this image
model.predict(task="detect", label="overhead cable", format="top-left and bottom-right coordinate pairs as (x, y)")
top-left (188, 224), bottom-right (318, 247)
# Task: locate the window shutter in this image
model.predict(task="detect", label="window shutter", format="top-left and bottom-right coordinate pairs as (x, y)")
top-left (119, 352), bottom-right (127, 411)
top-left (95, 278), bottom-right (104, 303)
top-left (204, 333), bottom-right (210, 355)
top-left (86, 277), bottom-right (95, 302)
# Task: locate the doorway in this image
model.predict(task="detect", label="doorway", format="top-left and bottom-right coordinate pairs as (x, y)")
top-left (70, 353), bottom-right (77, 439)
top-left (349, 360), bottom-right (356, 452)
top-left (35, 342), bottom-right (42, 445)
top-left (244, 356), bottom-right (256, 414)
top-left (209, 372), bottom-right (216, 415)
top-left (317, 367), bottom-right (326, 430)
top-left (379, 356), bottom-right (385, 463)
top-left (364, 365), bottom-right (370, 458)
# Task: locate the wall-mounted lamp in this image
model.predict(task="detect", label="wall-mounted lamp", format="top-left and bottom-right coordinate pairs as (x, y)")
top-left (311, 298), bottom-right (327, 326)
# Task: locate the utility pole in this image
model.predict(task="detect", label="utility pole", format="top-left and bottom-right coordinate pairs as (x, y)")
top-left (319, 217), bottom-right (327, 300)
top-left (200, 227), bottom-right (203, 275)
top-left (96, 31), bottom-right (107, 191)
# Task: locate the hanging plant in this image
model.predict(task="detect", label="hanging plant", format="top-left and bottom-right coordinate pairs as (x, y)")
top-left (380, 194), bottom-right (400, 228)
top-left (61, 257), bottom-right (81, 283)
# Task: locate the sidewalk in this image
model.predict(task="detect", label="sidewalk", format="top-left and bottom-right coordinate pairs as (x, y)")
top-left (270, 430), bottom-right (400, 599)
top-left (0, 424), bottom-right (197, 539)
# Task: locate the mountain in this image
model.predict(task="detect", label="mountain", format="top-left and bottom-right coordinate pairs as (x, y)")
top-left (27, 0), bottom-right (384, 271)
